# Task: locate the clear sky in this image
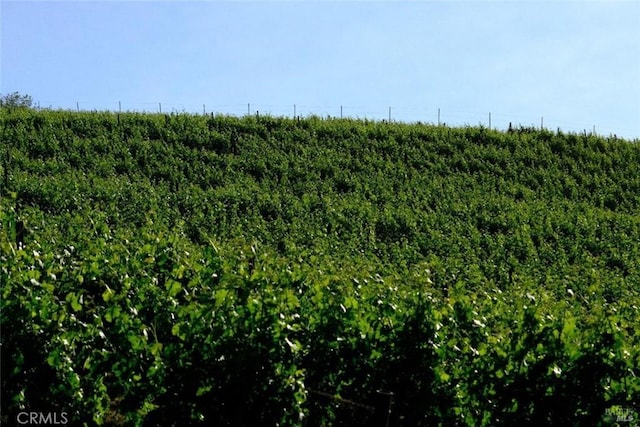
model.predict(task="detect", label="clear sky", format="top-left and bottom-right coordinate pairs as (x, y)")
top-left (2, 1), bottom-right (639, 139)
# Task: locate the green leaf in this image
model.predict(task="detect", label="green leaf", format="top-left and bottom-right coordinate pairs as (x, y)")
top-left (47, 351), bottom-right (60, 368)
top-left (171, 324), bottom-right (180, 336)
top-left (171, 323), bottom-right (185, 340)
top-left (166, 279), bottom-right (182, 297)
top-left (128, 335), bottom-right (142, 350)
top-left (150, 342), bottom-right (163, 357)
top-left (102, 287), bottom-right (114, 302)
top-left (104, 305), bottom-right (121, 323)
top-left (66, 292), bottom-right (82, 312)
top-left (196, 385), bottom-right (213, 397)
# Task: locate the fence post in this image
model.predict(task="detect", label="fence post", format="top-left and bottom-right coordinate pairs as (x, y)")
top-left (372, 390), bottom-right (393, 427)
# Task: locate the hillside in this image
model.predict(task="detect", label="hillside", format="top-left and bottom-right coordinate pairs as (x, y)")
top-left (1, 108), bottom-right (639, 426)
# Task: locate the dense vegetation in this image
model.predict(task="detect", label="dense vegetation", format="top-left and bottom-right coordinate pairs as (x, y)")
top-left (1, 107), bottom-right (639, 426)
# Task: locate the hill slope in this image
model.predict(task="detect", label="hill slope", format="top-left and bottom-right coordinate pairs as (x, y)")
top-left (2, 108), bottom-right (639, 425)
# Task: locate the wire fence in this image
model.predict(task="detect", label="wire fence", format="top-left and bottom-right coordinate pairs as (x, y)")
top-left (26, 100), bottom-right (640, 141)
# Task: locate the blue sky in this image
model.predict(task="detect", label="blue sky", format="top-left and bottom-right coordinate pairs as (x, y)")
top-left (2, 1), bottom-right (639, 139)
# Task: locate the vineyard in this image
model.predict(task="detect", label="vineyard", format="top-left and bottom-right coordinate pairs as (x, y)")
top-left (1, 107), bottom-right (639, 426)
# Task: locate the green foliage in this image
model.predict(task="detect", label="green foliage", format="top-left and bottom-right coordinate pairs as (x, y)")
top-left (1, 109), bottom-right (639, 425)
top-left (0, 92), bottom-right (34, 109)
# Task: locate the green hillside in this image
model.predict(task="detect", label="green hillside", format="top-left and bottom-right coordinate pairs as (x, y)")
top-left (1, 108), bottom-right (639, 426)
